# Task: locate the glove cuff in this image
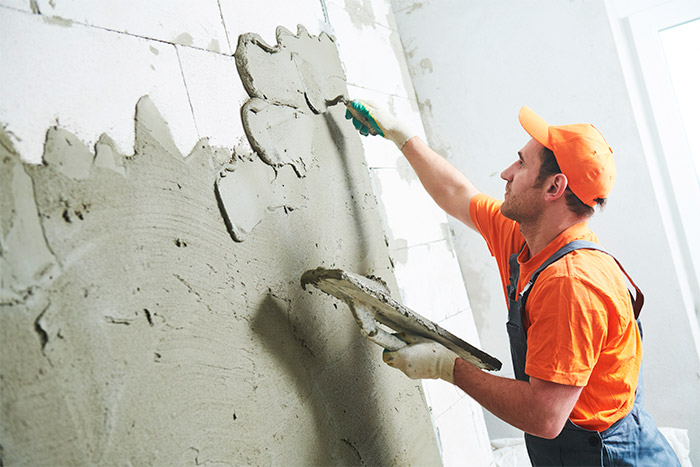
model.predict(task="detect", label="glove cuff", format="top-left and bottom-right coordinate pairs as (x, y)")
top-left (386, 125), bottom-right (415, 150)
top-left (439, 355), bottom-right (457, 384)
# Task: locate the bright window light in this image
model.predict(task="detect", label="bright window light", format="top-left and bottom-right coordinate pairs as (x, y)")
top-left (659, 18), bottom-right (700, 185)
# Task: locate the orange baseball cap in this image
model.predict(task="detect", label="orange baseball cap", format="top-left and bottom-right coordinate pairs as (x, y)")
top-left (519, 106), bottom-right (615, 207)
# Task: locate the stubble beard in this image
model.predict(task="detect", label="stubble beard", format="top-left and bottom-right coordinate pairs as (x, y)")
top-left (500, 191), bottom-right (542, 225)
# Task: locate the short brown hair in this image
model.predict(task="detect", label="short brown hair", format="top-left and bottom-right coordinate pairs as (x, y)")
top-left (535, 147), bottom-right (606, 217)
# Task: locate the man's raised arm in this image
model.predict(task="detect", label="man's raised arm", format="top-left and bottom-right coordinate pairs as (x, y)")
top-left (345, 100), bottom-right (481, 230)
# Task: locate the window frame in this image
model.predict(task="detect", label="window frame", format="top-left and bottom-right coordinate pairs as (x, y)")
top-left (609, 0), bottom-right (700, 323)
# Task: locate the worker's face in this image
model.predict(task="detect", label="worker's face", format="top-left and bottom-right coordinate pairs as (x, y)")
top-left (499, 138), bottom-right (546, 224)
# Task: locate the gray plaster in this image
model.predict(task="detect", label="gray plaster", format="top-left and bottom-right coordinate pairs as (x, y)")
top-left (235, 25), bottom-right (347, 116)
top-left (174, 32), bottom-right (194, 46)
top-left (0, 25), bottom-right (441, 466)
top-left (42, 126), bottom-right (94, 180)
top-left (240, 97), bottom-right (314, 176)
top-left (234, 25), bottom-right (349, 177)
top-left (0, 128), bottom-right (59, 305)
top-left (93, 133), bottom-right (126, 177)
top-left (215, 156), bottom-right (305, 242)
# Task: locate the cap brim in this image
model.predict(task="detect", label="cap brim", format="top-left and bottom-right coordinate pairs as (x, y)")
top-left (519, 106), bottom-right (550, 149)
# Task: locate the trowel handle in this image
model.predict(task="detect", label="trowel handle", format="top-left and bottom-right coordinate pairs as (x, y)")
top-left (345, 101), bottom-right (382, 136)
top-left (349, 303), bottom-right (407, 351)
top-left (367, 328), bottom-right (408, 352)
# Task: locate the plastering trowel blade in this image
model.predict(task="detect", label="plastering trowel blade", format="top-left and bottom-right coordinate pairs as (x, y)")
top-left (301, 267), bottom-right (502, 371)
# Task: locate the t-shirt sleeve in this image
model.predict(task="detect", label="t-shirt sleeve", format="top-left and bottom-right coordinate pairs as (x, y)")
top-left (524, 273), bottom-right (609, 386)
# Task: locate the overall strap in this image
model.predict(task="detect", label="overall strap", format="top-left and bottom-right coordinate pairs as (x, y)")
top-left (519, 240), bottom-right (644, 319)
top-left (507, 242), bottom-right (527, 299)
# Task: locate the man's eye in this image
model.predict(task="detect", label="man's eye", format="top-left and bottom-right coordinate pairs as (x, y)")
top-left (518, 160), bottom-right (524, 167)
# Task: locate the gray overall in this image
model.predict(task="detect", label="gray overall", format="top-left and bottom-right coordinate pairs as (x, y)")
top-left (506, 240), bottom-right (680, 466)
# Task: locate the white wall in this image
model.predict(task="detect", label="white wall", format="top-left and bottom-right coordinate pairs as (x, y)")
top-left (391, 0), bottom-right (700, 463)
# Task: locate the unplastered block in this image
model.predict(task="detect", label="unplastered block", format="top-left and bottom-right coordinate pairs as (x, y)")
top-left (327, 2), bottom-right (415, 99)
top-left (34, 0), bottom-right (230, 53)
top-left (392, 239), bottom-right (470, 323)
top-left (346, 84), bottom-right (426, 169)
top-left (325, 0), bottom-right (396, 30)
top-left (369, 167), bottom-right (448, 249)
top-left (219, 0), bottom-right (326, 46)
top-left (0, 10), bottom-right (197, 164)
top-left (177, 45), bottom-right (249, 150)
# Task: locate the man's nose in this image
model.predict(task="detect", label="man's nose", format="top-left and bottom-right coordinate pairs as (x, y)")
top-left (501, 163), bottom-right (514, 181)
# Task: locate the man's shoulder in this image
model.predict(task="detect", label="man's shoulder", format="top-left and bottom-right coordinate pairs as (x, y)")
top-left (528, 249), bottom-right (635, 340)
top-left (537, 249), bottom-right (628, 297)
top-left (470, 193), bottom-right (502, 217)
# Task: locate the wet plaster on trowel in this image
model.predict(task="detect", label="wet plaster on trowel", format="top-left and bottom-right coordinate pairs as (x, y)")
top-left (0, 27), bottom-right (441, 466)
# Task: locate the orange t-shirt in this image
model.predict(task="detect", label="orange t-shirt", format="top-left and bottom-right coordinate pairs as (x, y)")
top-left (470, 193), bottom-right (642, 432)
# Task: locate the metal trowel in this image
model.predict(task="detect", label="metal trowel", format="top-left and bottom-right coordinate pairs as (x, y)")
top-left (301, 267), bottom-right (502, 371)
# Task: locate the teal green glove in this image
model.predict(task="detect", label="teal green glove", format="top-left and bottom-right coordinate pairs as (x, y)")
top-left (382, 333), bottom-right (458, 383)
top-left (345, 100), bottom-right (385, 137)
top-left (344, 100), bottom-right (414, 149)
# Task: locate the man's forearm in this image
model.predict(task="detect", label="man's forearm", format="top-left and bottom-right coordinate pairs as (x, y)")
top-left (453, 358), bottom-right (582, 439)
top-left (401, 136), bottom-right (480, 229)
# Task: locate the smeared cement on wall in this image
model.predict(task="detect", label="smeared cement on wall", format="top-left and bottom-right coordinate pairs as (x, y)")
top-left (235, 25), bottom-right (348, 177)
top-left (0, 26), bottom-right (441, 465)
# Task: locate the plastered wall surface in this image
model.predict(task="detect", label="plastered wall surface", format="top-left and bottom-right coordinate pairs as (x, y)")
top-left (0, 4), bottom-right (452, 465)
top-left (392, 0), bottom-right (700, 462)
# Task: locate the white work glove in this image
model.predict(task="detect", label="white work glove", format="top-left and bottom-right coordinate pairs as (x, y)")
top-left (382, 334), bottom-right (459, 384)
top-left (345, 100), bottom-right (415, 150)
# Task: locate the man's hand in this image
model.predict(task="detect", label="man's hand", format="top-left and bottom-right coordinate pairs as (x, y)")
top-left (382, 334), bottom-right (459, 383)
top-left (345, 100), bottom-right (415, 149)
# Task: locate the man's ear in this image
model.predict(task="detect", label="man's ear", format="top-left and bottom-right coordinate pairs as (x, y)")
top-left (544, 173), bottom-right (568, 202)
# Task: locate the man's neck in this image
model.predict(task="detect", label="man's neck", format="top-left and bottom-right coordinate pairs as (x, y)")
top-left (520, 213), bottom-right (588, 258)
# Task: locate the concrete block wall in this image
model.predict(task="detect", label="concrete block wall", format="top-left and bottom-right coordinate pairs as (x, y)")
top-left (0, 1), bottom-right (493, 465)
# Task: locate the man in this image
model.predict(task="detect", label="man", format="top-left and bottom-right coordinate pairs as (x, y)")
top-left (345, 101), bottom-right (680, 466)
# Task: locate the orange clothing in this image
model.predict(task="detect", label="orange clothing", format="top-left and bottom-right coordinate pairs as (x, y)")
top-left (469, 193), bottom-right (642, 432)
